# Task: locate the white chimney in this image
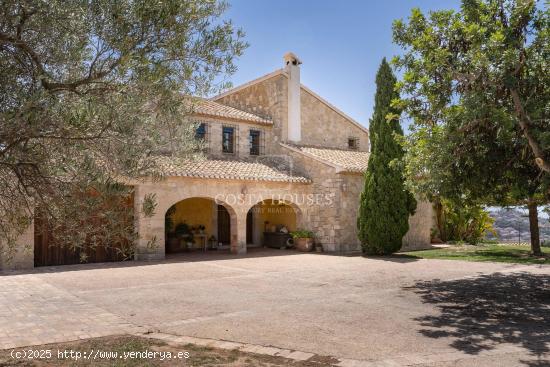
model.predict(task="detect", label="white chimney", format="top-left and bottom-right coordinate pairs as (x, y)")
top-left (284, 52), bottom-right (302, 143)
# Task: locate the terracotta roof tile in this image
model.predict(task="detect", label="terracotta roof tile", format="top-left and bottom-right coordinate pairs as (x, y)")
top-left (155, 156), bottom-right (310, 183)
top-left (193, 99), bottom-right (272, 125)
top-left (283, 144), bottom-right (369, 173)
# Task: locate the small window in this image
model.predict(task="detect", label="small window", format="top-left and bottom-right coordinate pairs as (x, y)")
top-left (195, 123), bottom-right (207, 140)
top-left (222, 126), bottom-right (235, 154)
top-left (249, 130), bottom-right (261, 156)
top-left (348, 137), bottom-right (359, 150)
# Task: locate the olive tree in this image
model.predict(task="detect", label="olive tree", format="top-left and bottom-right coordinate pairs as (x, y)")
top-left (0, 0), bottom-right (246, 261)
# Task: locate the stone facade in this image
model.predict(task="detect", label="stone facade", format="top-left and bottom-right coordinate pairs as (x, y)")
top-left (402, 200), bottom-right (434, 251)
top-left (214, 71), bottom-right (287, 152)
top-left (1, 53), bottom-right (433, 270)
top-left (133, 177), bottom-right (311, 259)
top-left (300, 87), bottom-right (369, 151)
top-left (281, 145), bottom-right (350, 251)
top-left (214, 71), bottom-right (370, 155)
top-left (0, 221), bottom-right (34, 271)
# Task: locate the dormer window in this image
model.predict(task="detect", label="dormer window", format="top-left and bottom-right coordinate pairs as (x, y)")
top-left (348, 137), bottom-right (359, 150)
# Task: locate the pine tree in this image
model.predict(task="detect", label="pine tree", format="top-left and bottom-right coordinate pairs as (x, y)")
top-left (358, 58), bottom-right (416, 255)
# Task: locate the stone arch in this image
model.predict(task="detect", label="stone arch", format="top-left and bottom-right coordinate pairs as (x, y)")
top-left (245, 198), bottom-right (304, 247)
top-left (163, 195), bottom-right (239, 253)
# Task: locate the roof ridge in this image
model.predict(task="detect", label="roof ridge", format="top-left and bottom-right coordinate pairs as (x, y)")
top-left (210, 70), bottom-right (368, 134)
top-left (211, 69), bottom-right (285, 101)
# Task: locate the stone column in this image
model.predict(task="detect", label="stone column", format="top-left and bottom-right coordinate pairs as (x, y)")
top-left (211, 201), bottom-right (218, 244)
top-left (134, 185), bottom-right (165, 261)
top-left (231, 209), bottom-right (247, 255)
top-left (252, 208), bottom-right (262, 246)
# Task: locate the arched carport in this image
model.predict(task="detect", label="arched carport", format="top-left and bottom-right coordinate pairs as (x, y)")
top-left (245, 199), bottom-right (303, 247)
top-left (164, 197), bottom-right (237, 253)
top-left (133, 177), bottom-right (311, 260)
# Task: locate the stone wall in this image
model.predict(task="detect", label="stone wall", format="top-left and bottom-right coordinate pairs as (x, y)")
top-left (342, 173), bottom-right (433, 252)
top-left (214, 72), bottom-right (370, 154)
top-left (280, 146), bottom-right (344, 249)
top-left (338, 173), bottom-right (364, 252)
top-left (214, 73), bottom-right (287, 151)
top-left (196, 116), bottom-right (275, 158)
top-left (279, 145), bottom-right (433, 253)
top-left (1, 65), bottom-right (432, 269)
top-left (0, 221), bottom-right (34, 271)
top-left (300, 88), bottom-right (369, 151)
top-left (402, 199), bottom-right (433, 251)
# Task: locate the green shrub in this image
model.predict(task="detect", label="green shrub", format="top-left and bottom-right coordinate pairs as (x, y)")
top-left (174, 222), bottom-right (193, 243)
top-left (290, 230), bottom-right (314, 239)
top-left (435, 199), bottom-right (497, 245)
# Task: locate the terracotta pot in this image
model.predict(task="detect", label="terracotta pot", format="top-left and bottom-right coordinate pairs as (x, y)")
top-left (295, 238), bottom-right (314, 252)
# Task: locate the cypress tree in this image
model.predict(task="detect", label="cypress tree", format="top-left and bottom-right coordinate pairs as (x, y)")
top-left (358, 58), bottom-right (416, 254)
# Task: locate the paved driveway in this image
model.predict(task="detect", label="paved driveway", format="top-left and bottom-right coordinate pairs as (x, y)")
top-left (1, 249), bottom-right (549, 366)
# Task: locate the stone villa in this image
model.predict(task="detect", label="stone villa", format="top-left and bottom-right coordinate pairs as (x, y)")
top-left (1, 53), bottom-right (432, 270)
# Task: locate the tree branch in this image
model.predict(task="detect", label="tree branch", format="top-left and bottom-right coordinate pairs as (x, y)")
top-left (0, 32), bottom-right (49, 79)
top-left (509, 88), bottom-right (550, 173)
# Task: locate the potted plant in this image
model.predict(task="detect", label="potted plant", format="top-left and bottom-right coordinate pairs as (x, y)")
top-left (174, 222), bottom-right (194, 250)
top-left (198, 225), bottom-right (206, 234)
top-left (291, 230), bottom-right (315, 252)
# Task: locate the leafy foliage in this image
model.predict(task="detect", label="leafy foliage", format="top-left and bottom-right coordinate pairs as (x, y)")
top-left (393, 0), bottom-right (549, 255)
top-left (393, 0), bottom-right (549, 172)
top-left (36, 180), bottom-right (137, 261)
top-left (358, 59), bottom-right (416, 255)
top-left (434, 199), bottom-right (497, 245)
top-left (174, 222), bottom-right (193, 244)
top-left (290, 229), bottom-right (315, 239)
top-left (0, 1), bottom-right (246, 260)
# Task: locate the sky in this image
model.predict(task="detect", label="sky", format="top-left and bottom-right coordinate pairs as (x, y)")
top-left (218, 0), bottom-right (461, 130)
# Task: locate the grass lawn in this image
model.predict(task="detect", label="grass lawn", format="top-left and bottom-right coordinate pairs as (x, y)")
top-left (401, 243), bottom-right (550, 265)
top-left (0, 335), bottom-right (329, 366)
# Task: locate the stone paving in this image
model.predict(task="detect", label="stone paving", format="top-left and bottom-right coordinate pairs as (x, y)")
top-left (0, 275), bottom-right (143, 349)
top-left (1, 249), bottom-right (549, 366)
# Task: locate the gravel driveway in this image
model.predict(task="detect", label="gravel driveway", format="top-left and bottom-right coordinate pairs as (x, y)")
top-left (1, 249), bottom-right (548, 366)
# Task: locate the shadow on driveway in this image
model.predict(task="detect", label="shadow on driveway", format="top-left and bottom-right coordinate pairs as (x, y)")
top-left (0, 248), bottom-right (304, 276)
top-left (362, 254), bottom-right (421, 263)
top-left (404, 271), bottom-right (550, 365)
top-left (1, 247), bottom-right (365, 276)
